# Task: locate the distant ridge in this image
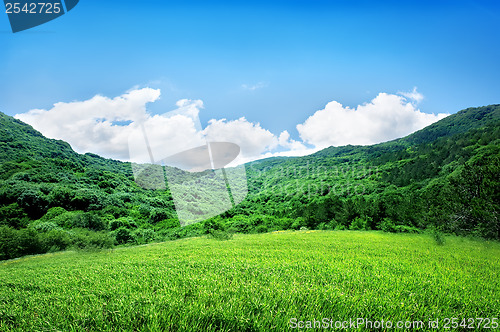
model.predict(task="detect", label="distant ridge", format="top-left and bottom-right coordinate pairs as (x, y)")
top-left (403, 104), bottom-right (500, 145)
top-left (313, 104), bottom-right (500, 159)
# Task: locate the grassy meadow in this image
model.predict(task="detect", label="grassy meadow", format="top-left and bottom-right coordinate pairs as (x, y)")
top-left (0, 231), bottom-right (499, 331)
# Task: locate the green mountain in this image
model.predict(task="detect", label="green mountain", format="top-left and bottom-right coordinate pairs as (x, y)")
top-left (0, 105), bottom-right (498, 260)
top-left (239, 105), bottom-right (498, 234)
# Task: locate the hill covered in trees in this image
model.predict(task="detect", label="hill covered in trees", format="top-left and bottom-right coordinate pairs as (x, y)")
top-left (0, 105), bottom-right (498, 260)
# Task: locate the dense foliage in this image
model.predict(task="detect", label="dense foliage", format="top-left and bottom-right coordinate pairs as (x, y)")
top-left (0, 105), bottom-right (498, 260)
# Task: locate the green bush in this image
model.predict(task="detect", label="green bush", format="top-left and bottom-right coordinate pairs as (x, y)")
top-left (254, 225), bottom-right (268, 233)
top-left (115, 227), bottom-right (135, 244)
top-left (379, 218), bottom-right (421, 234)
top-left (69, 212), bottom-right (106, 231)
top-left (291, 217), bottom-right (306, 230)
top-left (203, 217), bottom-right (226, 234)
top-left (17, 189), bottom-right (49, 219)
top-left (350, 216), bottom-right (372, 231)
top-left (134, 228), bottom-right (155, 244)
top-left (0, 203), bottom-right (29, 229)
top-left (32, 221), bottom-right (61, 232)
top-left (277, 217), bottom-right (293, 230)
top-left (226, 215), bottom-right (253, 234)
top-left (69, 229), bottom-right (114, 249)
top-left (334, 224), bottom-right (346, 231)
top-left (154, 218), bottom-right (180, 230)
top-left (393, 225), bottom-right (422, 234)
top-left (40, 207), bottom-right (67, 221)
top-left (0, 226), bottom-right (43, 260)
top-left (149, 208), bottom-right (170, 224)
top-left (0, 225), bottom-right (115, 260)
top-left (380, 218), bottom-right (396, 232)
top-left (109, 219), bottom-right (126, 231)
top-left (39, 229), bottom-right (71, 252)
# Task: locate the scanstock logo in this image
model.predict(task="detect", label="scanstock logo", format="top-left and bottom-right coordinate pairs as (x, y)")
top-left (128, 109), bottom-right (249, 227)
top-left (3, 0), bottom-right (79, 33)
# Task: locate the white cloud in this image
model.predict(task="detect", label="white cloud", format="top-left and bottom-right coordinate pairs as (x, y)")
top-left (296, 92), bottom-right (449, 149)
top-left (15, 88), bottom-right (206, 163)
top-left (278, 130), bottom-right (307, 151)
top-left (203, 117), bottom-right (278, 158)
top-left (15, 87), bottom-right (450, 167)
top-left (241, 82), bottom-right (269, 91)
top-left (399, 86), bottom-right (424, 104)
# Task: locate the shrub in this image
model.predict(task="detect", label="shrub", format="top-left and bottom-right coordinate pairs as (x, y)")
top-left (277, 217), bottom-right (293, 230)
top-left (102, 205), bottom-right (128, 219)
top-left (115, 227), bottom-right (134, 244)
top-left (134, 228), bottom-right (155, 244)
top-left (0, 226), bottom-right (43, 260)
top-left (39, 229), bottom-right (71, 252)
top-left (317, 222), bottom-right (333, 231)
top-left (334, 224), bottom-right (346, 231)
top-left (17, 189), bottom-right (49, 219)
top-left (51, 210), bottom-right (81, 227)
top-left (69, 229), bottom-right (114, 249)
top-left (226, 215), bottom-right (253, 234)
top-left (149, 208), bottom-right (170, 224)
top-left (327, 219), bottom-right (340, 230)
top-left (155, 218), bottom-right (180, 230)
top-left (0, 203), bottom-right (29, 229)
top-left (254, 225), bottom-right (268, 233)
top-left (138, 204), bottom-right (151, 217)
top-left (40, 207), bottom-right (67, 221)
top-left (291, 218), bottom-right (306, 230)
top-left (70, 212), bottom-right (106, 231)
top-left (71, 190), bottom-right (103, 211)
top-left (380, 218), bottom-right (396, 232)
top-left (350, 216), bottom-right (371, 231)
top-left (32, 221), bottom-right (61, 233)
top-left (393, 225), bottom-right (422, 234)
top-left (109, 219), bottom-right (126, 231)
top-left (203, 217), bottom-right (226, 234)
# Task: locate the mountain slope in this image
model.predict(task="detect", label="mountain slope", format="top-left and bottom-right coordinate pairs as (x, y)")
top-left (234, 105), bottom-right (499, 237)
top-left (0, 104), bottom-right (498, 260)
top-left (403, 104), bottom-right (500, 145)
top-left (0, 112), bottom-right (76, 162)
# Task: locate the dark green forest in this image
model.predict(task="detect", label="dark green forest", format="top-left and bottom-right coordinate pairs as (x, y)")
top-left (0, 105), bottom-right (498, 260)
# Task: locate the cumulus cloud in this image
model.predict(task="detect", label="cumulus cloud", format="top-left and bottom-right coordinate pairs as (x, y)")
top-left (203, 117), bottom-right (278, 158)
top-left (278, 130), bottom-right (307, 151)
top-left (296, 91), bottom-right (449, 149)
top-left (15, 87), bottom-right (449, 166)
top-left (15, 88), bottom-right (206, 163)
top-left (14, 88), bottom-right (285, 165)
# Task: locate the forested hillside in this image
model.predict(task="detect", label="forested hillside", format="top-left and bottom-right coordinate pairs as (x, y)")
top-left (0, 105), bottom-right (498, 260)
top-left (236, 105), bottom-right (499, 239)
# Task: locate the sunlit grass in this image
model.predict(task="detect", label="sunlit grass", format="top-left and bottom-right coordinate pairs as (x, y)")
top-left (1, 231), bottom-right (499, 331)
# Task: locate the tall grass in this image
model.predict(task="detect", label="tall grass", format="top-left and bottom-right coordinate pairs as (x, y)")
top-left (0, 231), bottom-right (499, 331)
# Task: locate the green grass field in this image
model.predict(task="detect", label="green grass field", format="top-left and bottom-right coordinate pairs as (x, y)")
top-left (1, 231), bottom-right (499, 331)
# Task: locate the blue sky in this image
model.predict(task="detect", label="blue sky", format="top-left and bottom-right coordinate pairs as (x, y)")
top-left (1, 0), bottom-right (500, 162)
